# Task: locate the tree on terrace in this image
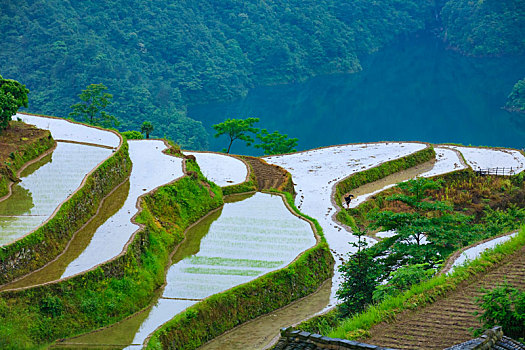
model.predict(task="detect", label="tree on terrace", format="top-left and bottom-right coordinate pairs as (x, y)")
top-left (254, 129), bottom-right (298, 155)
top-left (213, 117), bottom-right (259, 154)
top-left (0, 75), bottom-right (29, 133)
top-left (337, 228), bottom-right (380, 317)
top-left (69, 83), bottom-right (119, 128)
top-left (141, 121), bottom-right (154, 139)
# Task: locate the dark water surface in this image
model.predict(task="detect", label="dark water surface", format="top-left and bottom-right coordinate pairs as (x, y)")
top-left (188, 34), bottom-right (525, 155)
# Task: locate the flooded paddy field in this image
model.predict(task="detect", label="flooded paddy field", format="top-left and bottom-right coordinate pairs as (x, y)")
top-left (183, 151), bottom-right (248, 187)
top-left (17, 113), bottom-right (120, 148)
top-left (57, 192), bottom-right (316, 349)
top-left (62, 140), bottom-right (184, 278)
top-left (0, 142), bottom-right (112, 246)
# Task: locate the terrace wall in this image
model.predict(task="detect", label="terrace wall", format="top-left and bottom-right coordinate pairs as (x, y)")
top-left (0, 138), bottom-right (131, 284)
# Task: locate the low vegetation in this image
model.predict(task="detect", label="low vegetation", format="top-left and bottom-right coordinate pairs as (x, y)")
top-left (146, 189), bottom-right (333, 350)
top-left (0, 120), bottom-right (54, 198)
top-left (301, 170), bottom-right (525, 337)
top-left (327, 226), bottom-right (525, 340)
top-left (0, 159), bottom-right (223, 349)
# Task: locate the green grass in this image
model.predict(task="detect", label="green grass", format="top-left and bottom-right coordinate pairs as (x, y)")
top-left (0, 159), bottom-right (223, 349)
top-left (326, 226), bottom-right (525, 339)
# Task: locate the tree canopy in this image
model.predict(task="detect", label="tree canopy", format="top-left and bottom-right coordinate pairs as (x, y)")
top-left (213, 117), bottom-right (260, 154)
top-left (254, 129), bottom-right (298, 155)
top-left (441, 0), bottom-right (525, 56)
top-left (0, 75), bottom-right (29, 132)
top-left (505, 78), bottom-right (525, 113)
top-left (0, 0), bottom-right (437, 148)
top-left (1, 0), bottom-right (521, 145)
top-left (69, 83), bottom-right (119, 128)
top-left (141, 121), bottom-right (154, 139)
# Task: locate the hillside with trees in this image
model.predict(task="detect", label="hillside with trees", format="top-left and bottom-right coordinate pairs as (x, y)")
top-left (1, 0), bottom-right (523, 148)
top-left (441, 0), bottom-right (525, 56)
top-left (0, 0), bottom-right (435, 148)
top-left (506, 78), bottom-right (525, 113)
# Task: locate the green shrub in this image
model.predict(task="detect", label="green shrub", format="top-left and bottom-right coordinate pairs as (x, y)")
top-left (372, 263), bottom-right (435, 303)
top-left (40, 295), bottom-right (64, 318)
top-left (474, 282), bottom-right (525, 339)
top-left (121, 130), bottom-right (144, 139)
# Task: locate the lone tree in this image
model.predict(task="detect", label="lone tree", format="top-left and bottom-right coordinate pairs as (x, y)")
top-left (254, 129), bottom-right (298, 155)
top-left (0, 75), bottom-right (29, 133)
top-left (141, 121), bottom-right (154, 139)
top-left (337, 228), bottom-right (379, 317)
top-left (69, 83), bottom-right (119, 127)
top-left (212, 117), bottom-right (259, 153)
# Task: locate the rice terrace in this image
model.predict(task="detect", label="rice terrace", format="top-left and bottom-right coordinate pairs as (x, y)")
top-left (1, 1), bottom-right (525, 349)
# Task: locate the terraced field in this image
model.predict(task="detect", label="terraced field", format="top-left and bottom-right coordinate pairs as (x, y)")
top-left (365, 245), bottom-right (525, 350)
top-left (243, 156), bottom-right (289, 191)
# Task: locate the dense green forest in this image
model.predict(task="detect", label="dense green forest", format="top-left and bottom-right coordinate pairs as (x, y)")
top-left (1, 0), bottom-right (523, 148)
top-left (441, 0), bottom-right (525, 56)
top-left (506, 78), bottom-right (525, 113)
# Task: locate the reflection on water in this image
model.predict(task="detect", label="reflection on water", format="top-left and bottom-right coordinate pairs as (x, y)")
top-left (199, 280), bottom-right (332, 350)
top-left (0, 143), bottom-right (112, 246)
top-left (189, 33), bottom-right (525, 155)
top-left (61, 140), bottom-right (184, 278)
top-left (60, 192), bottom-right (316, 349)
top-left (2, 180), bottom-right (130, 290)
top-left (0, 151), bottom-right (52, 216)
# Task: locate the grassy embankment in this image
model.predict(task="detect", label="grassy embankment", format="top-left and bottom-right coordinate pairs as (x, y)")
top-left (334, 145), bottom-right (435, 230)
top-left (300, 170), bottom-right (525, 335)
top-left (347, 170), bottom-right (525, 233)
top-left (328, 226), bottom-right (525, 340)
top-left (0, 158), bottom-right (223, 349)
top-left (0, 120), bottom-right (54, 198)
top-left (0, 135), bottom-right (131, 285)
top-left (144, 159), bottom-right (333, 350)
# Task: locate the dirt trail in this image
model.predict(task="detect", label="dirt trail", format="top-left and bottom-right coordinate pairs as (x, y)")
top-left (243, 157), bottom-right (290, 191)
top-left (364, 245), bottom-right (525, 350)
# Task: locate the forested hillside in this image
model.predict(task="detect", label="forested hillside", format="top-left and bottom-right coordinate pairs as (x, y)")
top-left (441, 0), bottom-right (525, 56)
top-left (1, 0), bottom-right (523, 148)
top-left (0, 0), bottom-right (434, 148)
top-left (506, 78), bottom-right (525, 113)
